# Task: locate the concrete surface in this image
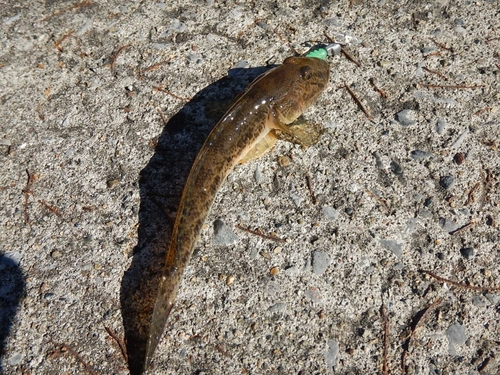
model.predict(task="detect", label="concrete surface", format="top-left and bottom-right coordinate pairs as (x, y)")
top-left (1, 0), bottom-right (499, 374)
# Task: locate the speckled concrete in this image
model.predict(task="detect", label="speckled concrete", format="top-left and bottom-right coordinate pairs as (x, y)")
top-left (1, 1), bottom-right (499, 374)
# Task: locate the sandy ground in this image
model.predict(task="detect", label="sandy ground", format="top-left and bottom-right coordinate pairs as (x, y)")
top-left (1, 0), bottom-right (500, 374)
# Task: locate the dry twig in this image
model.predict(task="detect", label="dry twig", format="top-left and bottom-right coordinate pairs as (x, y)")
top-left (343, 82), bottom-right (373, 120)
top-left (421, 270), bottom-right (500, 292)
top-left (48, 344), bottom-right (98, 375)
top-left (422, 66), bottom-right (448, 81)
top-left (401, 298), bottom-right (443, 374)
top-left (305, 174), bottom-right (317, 205)
top-left (429, 37), bottom-right (453, 51)
top-left (104, 326), bottom-right (128, 363)
top-left (41, 1), bottom-right (95, 21)
top-left (380, 303), bottom-right (390, 375)
top-left (419, 83), bottom-right (485, 89)
top-left (110, 44), bottom-right (130, 74)
top-left (236, 18), bottom-right (263, 39)
top-left (465, 182), bottom-right (481, 206)
top-left (369, 78), bottom-right (388, 99)
top-left (38, 200), bottom-right (63, 217)
top-left (449, 221), bottom-right (474, 235)
top-left (153, 86), bottom-right (191, 101)
top-left (236, 224), bottom-right (285, 243)
top-left (55, 31), bottom-right (74, 52)
top-left (22, 169), bottom-right (36, 224)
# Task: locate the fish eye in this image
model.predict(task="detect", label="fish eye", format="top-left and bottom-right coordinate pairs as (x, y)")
top-left (300, 66), bottom-right (313, 80)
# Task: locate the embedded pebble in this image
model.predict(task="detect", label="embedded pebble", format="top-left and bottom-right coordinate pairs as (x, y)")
top-left (212, 219), bottom-right (238, 246)
top-left (284, 264), bottom-right (301, 274)
top-left (278, 155), bottom-right (291, 166)
top-left (454, 26), bottom-right (466, 35)
top-left (485, 293), bottom-right (500, 305)
top-left (106, 179), bottom-right (119, 188)
top-left (289, 193), bottom-right (302, 207)
top-left (322, 206), bottom-right (339, 222)
top-left (460, 247), bottom-right (475, 260)
top-left (234, 60), bottom-right (250, 69)
top-left (446, 323), bottom-right (467, 353)
top-left (405, 218), bottom-right (420, 234)
top-left (270, 267), bottom-right (279, 276)
top-left (268, 302), bottom-right (286, 313)
top-left (439, 218), bottom-right (459, 233)
top-left (226, 275), bottom-right (235, 285)
top-left (304, 287), bottom-right (322, 302)
top-left (379, 239), bottom-right (403, 258)
top-left (312, 251), bottom-right (331, 275)
top-left (50, 250), bottom-right (62, 259)
top-left (418, 209), bottom-right (432, 218)
top-left (410, 150), bottom-right (433, 160)
top-left (471, 295), bottom-right (487, 307)
top-left (8, 352), bottom-right (22, 366)
top-left (187, 53), bottom-right (203, 64)
top-left (254, 165), bottom-right (262, 182)
top-left (324, 339), bottom-right (339, 370)
top-left (436, 117), bottom-right (447, 135)
top-left (170, 19), bottom-right (186, 33)
top-left (396, 109), bottom-right (417, 126)
top-left (450, 129), bottom-right (469, 149)
top-left (439, 175), bottom-right (454, 189)
top-left (264, 281), bottom-right (281, 295)
top-left (453, 152), bottom-right (465, 165)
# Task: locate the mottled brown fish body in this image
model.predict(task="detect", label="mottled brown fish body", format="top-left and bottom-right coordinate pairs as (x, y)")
top-left (144, 56), bottom-right (329, 372)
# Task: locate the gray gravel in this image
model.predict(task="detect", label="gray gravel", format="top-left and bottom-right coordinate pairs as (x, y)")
top-left (1, 1), bottom-right (500, 374)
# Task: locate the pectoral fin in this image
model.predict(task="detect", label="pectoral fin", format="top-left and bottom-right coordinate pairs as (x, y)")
top-left (238, 132), bottom-right (277, 164)
top-left (267, 109), bottom-right (324, 147)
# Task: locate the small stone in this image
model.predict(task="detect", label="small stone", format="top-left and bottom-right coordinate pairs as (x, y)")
top-left (170, 19), bottom-right (186, 33)
top-left (439, 175), bottom-right (454, 189)
top-left (278, 156), bottom-right (291, 167)
top-left (410, 150), bottom-right (433, 160)
top-left (289, 193), bottom-right (302, 207)
top-left (93, 263), bottom-right (102, 270)
top-left (418, 209), bottom-right (432, 218)
top-left (270, 267), bottom-right (279, 276)
top-left (424, 197), bottom-right (433, 207)
top-left (390, 160), bottom-right (403, 176)
top-left (212, 219), bottom-right (238, 246)
top-left (446, 323), bottom-right (467, 346)
top-left (8, 352), bottom-right (22, 366)
top-left (265, 281), bottom-right (281, 295)
top-left (454, 26), bottom-right (466, 35)
top-left (460, 247), bottom-right (475, 260)
top-left (50, 250), bottom-right (62, 259)
top-left (379, 239), bottom-right (403, 258)
top-left (396, 109), bottom-right (417, 126)
top-left (453, 153), bottom-right (465, 165)
top-left (322, 206), bottom-right (339, 222)
top-left (312, 251), bottom-right (331, 275)
top-left (234, 60), bottom-right (250, 69)
top-left (471, 295), bottom-right (487, 307)
top-left (485, 293), bottom-right (500, 305)
top-left (106, 179), bottom-right (119, 188)
top-left (304, 287), bottom-right (322, 302)
top-left (226, 275), bottom-right (235, 285)
top-left (439, 217), bottom-right (459, 233)
top-left (254, 165), bottom-right (262, 182)
top-left (436, 117), bottom-right (447, 135)
top-left (268, 302), bottom-right (286, 313)
top-left (324, 339), bottom-right (339, 370)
